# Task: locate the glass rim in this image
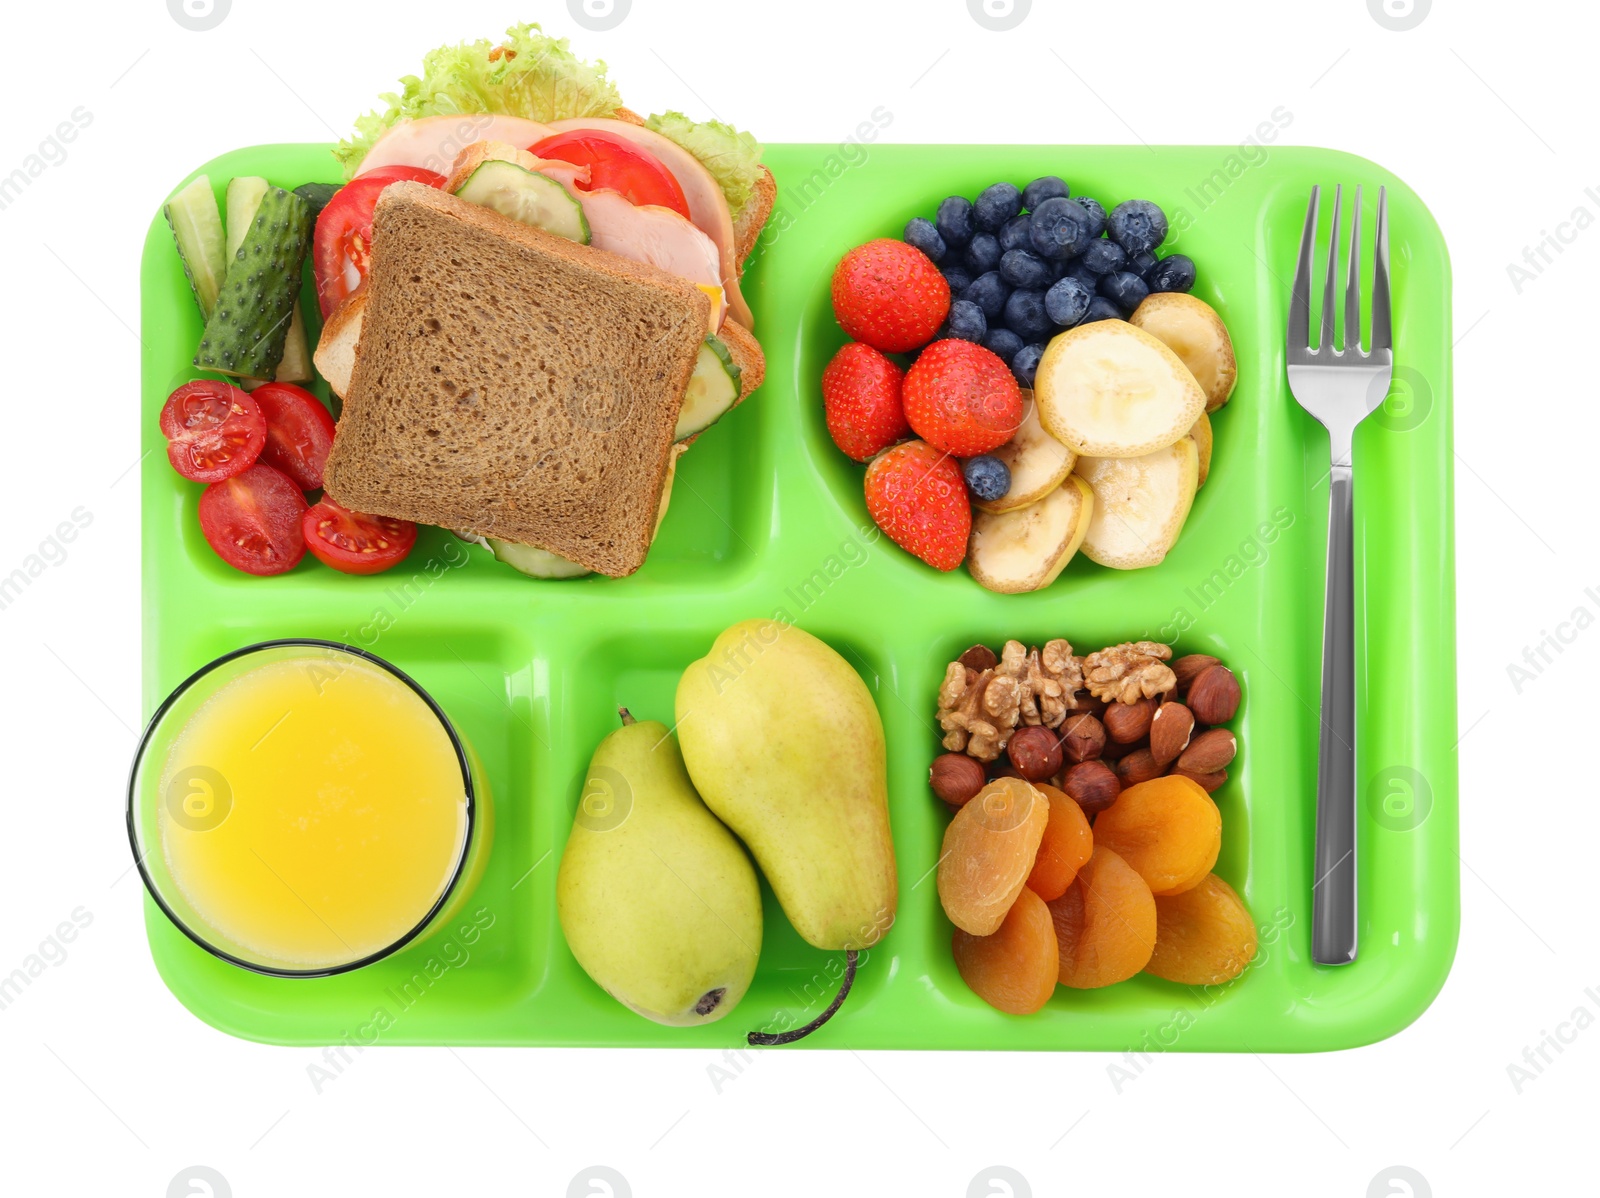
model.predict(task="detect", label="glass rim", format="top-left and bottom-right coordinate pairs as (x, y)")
top-left (125, 637), bottom-right (478, 980)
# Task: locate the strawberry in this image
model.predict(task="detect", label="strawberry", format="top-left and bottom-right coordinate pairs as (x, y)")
top-left (832, 239), bottom-right (949, 353)
top-left (822, 343), bottom-right (910, 462)
top-left (902, 339), bottom-right (1024, 457)
top-left (864, 440), bottom-right (971, 571)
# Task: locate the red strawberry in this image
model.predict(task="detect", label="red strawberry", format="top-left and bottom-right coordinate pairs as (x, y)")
top-left (822, 343), bottom-right (910, 462)
top-left (864, 440), bottom-right (971, 571)
top-left (902, 339), bottom-right (1024, 456)
top-left (832, 239), bottom-right (949, 353)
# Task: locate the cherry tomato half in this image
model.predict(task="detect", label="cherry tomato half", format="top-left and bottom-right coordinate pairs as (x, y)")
top-left (302, 498), bottom-right (417, 575)
top-left (197, 463), bottom-right (308, 576)
top-left (529, 131), bottom-right (690, 218)
top-left (252, 381), bottom-right (337, 491)
top-left (312, 166), bottom-right (446, 317)
top-left (159, 380), bottom-right (266, 483)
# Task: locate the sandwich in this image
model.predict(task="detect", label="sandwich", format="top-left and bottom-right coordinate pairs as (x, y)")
top-left (312, 24), bottom-right (773, 577)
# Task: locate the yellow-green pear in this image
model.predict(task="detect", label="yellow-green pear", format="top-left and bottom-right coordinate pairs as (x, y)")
top-left (557, 712), bottom-right (762, 1026)
top-left (676, 620), bottom-right (898, 952)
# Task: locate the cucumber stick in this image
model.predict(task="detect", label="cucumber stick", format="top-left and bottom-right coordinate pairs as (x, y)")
top-left (164, 176), bottom-right (227, 319)
top-left (195, 185), bottom-right (313, 379)
top-left (226, 177), bottom-right (312, 384)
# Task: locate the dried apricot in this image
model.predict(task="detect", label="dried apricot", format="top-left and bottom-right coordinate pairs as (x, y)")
top-left (1091, 774), bottom-right (1220, 895)
top-left (1048, 847), bottom-right (1156, 988)
top-left (952, 887), bottom-right (1059, 1015)
top-left (938, 778), bottom-right (1049, 935)
top-left (1146, 873), bottom-right (1257, 985)
top-left (1025, 784), bottom-right (1093, 901)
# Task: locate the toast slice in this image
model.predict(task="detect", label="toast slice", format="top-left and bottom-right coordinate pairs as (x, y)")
top-left (323, 182), bottom-right (710, 578)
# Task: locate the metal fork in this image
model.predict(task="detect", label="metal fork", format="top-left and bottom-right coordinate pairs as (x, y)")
top-left (1286, 184), bottom-right (1392, 966)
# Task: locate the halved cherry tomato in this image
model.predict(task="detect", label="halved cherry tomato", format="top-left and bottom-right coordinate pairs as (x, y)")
top-left (529, 131), bottom-right (690, 218)
top-left (312, 166), bottom-right (446, 316)
top-left (302, 498), bottom-right (417, 575)
top-left (252, 382), bottom-right (337, 491)
top-left (160, 380), bottom-right (266, 483)
top-left (197, 463), bottom-right (308, 576)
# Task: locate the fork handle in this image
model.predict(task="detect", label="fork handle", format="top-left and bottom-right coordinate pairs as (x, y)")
top-left (1313, 463), bottom-right (1358, 965)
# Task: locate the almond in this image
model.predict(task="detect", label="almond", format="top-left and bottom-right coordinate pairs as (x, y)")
top-left (959, 644), bottom-right (998, 672)
top-left (1103, 697), bottom-right (1155, 744)
top-left (1172, 653), bottom-right (1220, 693)
top-left (1187, 664), bottom-right (1241, 725)
top-left (1148, 701), bottom-right (1195, 766)
top-left (1177, 727), bottom-right (1236, 773)
top-left (1171, 766), bottom-right (1227, 794)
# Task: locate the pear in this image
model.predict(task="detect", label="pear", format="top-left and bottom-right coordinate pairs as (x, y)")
top-left (557, 711), bottom-right (762, 1026)
top-left (676, 620), bottom-right (897, 1042)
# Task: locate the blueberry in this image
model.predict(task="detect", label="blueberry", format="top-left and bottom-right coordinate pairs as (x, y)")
top-left (1011, 342), bottom-right (1047, 387)
top-left (1003, 288), bottom-right (1053, 340)
top-left (1073, 196), bottom-right (1108, 235)
top-left (936, 196), bottom-right (975, 249)
top-left (973, 182), bottom-right (1023, 232)
top-left (1028, 197), bottom-right (1097, 260)
top-left (963, 455), bottom-right (1012, 503)
top-left (1044, 276), bottom-right (1093, 327)
top-left (1107, 199), bottom-right (1168, 255)
top-left (947, 299), bottom-right (988, 343)
top-left (999, 248), bottom-right (1055, 290)
top-left (1127, 248), bottom-right (1159, 278)
top-left (1078, 238), bottom-right (1127, 276)
top-left (1081, 295), bottom-right (1126, 324)
top-left (1146, 253), bottom-right (1197, 293)
top-left (1060, 262), bottom-right (1100, 292)
top-left (1099, 270), bottom-right (1150, 314)
top-left (998, 213), bottom-right (1033, 254)
top-left (964, 232), bottom-right (1002, 274)
top-left (903, 216), bottom-right (946, 263)
top-left (941, 265), bottom-right (974, 295)
top-left (983, 326), bottom-right (1024, 362)
top-left (1022, 176), bottom-right (1070, 211)
top-left (963, 270), bottom-right (1011, 320)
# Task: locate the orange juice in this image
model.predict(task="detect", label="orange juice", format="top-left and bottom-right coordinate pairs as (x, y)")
top-left (156, 651), bottom-right (471, 972)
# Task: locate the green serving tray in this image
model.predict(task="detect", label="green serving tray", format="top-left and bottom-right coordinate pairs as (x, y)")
top-left (139, 143), bottom-right (1457, 1051)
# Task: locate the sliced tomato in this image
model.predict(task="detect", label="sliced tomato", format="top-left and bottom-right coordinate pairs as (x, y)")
top-left (312, 167), bottom-right (446, 317)
top-left (197, 464), bottom-right (308, 576)
top-left (529, 131), bottom-right (690, 218)
top-left (252, 382), bottom-right (337, 491)
top-left (160, 380), bottom-right (266, 483)
top-left (302, 498), bottom-right (417, 575)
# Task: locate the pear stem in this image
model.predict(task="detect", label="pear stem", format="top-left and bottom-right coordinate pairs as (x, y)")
top-left (618, 707), bottom-right (636, 726)
top-left (747, 950), bottom-right (857, 1047)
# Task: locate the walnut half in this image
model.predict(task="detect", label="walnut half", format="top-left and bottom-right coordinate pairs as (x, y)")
top-left (1082, 641), bottom-right (1177, 705)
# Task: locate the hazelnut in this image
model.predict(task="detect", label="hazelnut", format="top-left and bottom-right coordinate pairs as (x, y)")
top-left (958, 644), bottom-right (999, 672)
top-left (1103, 697), bottom-right (1155, 744)
top-left (1171, 766), bottom-right (1228, 794)
top-left (1148, 702), bottom-right (1195, 766)
top-left (989, 757), bottom-right (1023, 781)
top-left (1177, 728), bottom-right (1237, 773)
top-left (1007, 725), bottom-right (1063, 782)
top-left (1061, 759), bottom-right (1120, 815)
top-left (1058, 712), bottom-right (1106, 763)
top-left (1099, 734), bottom-right (1135, 761)
top-left (1187, 665), bottom-right (1241, 725)
top-left (1173, 654), bottom-right (1221, 693)
top-left (929, 753), bottom-right (986, 806)
top-left (1116, 748), bottom-right (1162, 785)
top-left (1071, 691), bottom-right (1108, 718)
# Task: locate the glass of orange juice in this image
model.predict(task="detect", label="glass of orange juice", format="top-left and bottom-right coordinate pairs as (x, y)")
top-left (128, 640), bottom-right (492, 976)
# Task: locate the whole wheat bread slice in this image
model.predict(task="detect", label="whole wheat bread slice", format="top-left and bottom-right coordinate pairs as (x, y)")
top-left (323, 182), bottom-right (710, 577)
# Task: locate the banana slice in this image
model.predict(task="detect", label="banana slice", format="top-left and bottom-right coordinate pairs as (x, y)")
top-left (968, 476), bottom-right (1094, 594)
top-left (1190, 412), bottom-right (1213, 487)
top-left (975, 391), bottom-right (1077, 514)
top-left (1035, 321), bottom-right (1206, 458)
top-left (1076, 439), bottom-right (1199, 569)
top-left (1130, 292), bottom-right (1237, 412)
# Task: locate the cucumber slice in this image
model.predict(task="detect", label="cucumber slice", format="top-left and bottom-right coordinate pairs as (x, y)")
top-left (194, 186), bottom-right (313, 378)
top-left (674, 337), bottom-right (741, 441)
top-left (488, 538), bottom-right (593, 580)
top-left (454, 161), bottom-right (589, 244)
top-left (164, 176), bottom-right (227, 319)
top-left (225, 177), bottom-right (313, 384)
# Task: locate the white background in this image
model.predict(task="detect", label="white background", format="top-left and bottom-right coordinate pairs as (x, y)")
top-left (0, 0), bottom-right (1590, 1195)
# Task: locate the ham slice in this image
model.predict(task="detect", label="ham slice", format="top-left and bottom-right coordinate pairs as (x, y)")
top-left (357, 114), bottom-right (557, 178)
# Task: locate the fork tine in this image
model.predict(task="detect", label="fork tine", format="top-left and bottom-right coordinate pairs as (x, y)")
top-left (1319, 184), bottom-right (1341, 353)
top-left (1288, 186), bottom-right (1319, 351)
top-left (1370, 185), bottom-right (1392, 352)
top-left (1343, 184), bottom-right (1363, 354)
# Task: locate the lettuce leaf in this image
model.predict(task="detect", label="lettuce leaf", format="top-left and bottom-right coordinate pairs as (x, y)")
top-left (334, 24), bottom-right (623, 178)
top-left (645, 111), bottom-right (765, 222)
